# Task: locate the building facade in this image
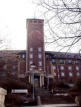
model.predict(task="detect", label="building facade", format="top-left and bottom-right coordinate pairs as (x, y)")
top-left (26, 19), bottom-right (45, 87)
top-left (0, 19), bottom-right (81, 87)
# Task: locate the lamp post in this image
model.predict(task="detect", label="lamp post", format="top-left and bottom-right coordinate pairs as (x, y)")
top-left (30, 64), bottom-right (36, 100)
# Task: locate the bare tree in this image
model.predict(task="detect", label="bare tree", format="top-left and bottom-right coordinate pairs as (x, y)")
top-left (35, 0), bottom-right (81, 53)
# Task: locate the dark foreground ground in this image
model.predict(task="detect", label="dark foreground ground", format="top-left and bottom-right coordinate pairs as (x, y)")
top-left (6, 87), bottom-right (79, 107)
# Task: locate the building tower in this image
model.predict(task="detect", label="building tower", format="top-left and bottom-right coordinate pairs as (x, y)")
top-left (26, 19), bottom-right (45, 87)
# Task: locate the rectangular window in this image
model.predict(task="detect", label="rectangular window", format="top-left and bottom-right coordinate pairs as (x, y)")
top-left (22, 54), bottom-right (25, 58)
top-left (29, 54), bottom-right (33, 59)
top-left (38, 54), bottom-right (42, 58)
top-left (29, 48), bottom-right (33, 52)
top-left (52, 59), bottom-right (56, 64)
top-left (29, 68), bottom-right (33, 71)
top-left (38, 61), bottom-right (42, 66)
top-left (39, 68), bottom-right (42, 71)
top-left (59, 59), bottom-right (64, 64)
top-left (66, 59), bottom-right (72, 64)
top-left (29, 61), bottom-right (33, 65)
top-left (38, 47), bottom-right (42, 52)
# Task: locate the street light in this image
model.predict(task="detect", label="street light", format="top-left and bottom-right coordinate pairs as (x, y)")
top-left (30, 64), bottom-right (36, 100)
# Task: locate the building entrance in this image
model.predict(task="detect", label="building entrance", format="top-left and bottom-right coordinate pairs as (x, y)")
top-left (34, 76), bottom-right (40, 87)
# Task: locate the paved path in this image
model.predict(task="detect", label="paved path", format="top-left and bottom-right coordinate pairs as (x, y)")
top-left (34, 88), bottom-right (78, 107)
top-left (38, 104), bottom-right (78, 107)
top-left (22, 104), bottom-right (78, 107)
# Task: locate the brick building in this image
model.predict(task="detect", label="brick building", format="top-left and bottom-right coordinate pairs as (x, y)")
top-left (0, 19), bottom-right (81, 87)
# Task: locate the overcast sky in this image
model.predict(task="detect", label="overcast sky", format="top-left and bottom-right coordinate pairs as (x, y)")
top-left (0, 0), bottom-right (80, 53)
top-left (0, 0), bottom-right (38, 50)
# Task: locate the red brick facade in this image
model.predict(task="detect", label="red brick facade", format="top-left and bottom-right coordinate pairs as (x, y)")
top-left (0, 19), bottom-right (81, 85)
top-left (26, 19), bottom-right (45, 73)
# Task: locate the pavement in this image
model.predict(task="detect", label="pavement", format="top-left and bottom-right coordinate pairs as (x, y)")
top-left (22, 104), bottom-right (78, 107)
top-left (37, 104), bottom-right (78, 107)
top-left (22, 88), bottom-right (78, 107)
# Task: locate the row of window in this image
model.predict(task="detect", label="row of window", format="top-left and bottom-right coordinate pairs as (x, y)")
top-left (29, 67), bottom-right (42, 71)
top-left (29, 53), bottom-right (42, 59)
top-left (21, 47), bottom-right (42, 59)
top-left (54, 72), bottom-right (80, 77)
top-left (29, 61), bottom-right (42, 66)
top-left (51, 59), bottom-right (80, 64)
top-left (53, 65), bottom-right (79, 71)
top-left (29, 47), bottom-right (42, 52)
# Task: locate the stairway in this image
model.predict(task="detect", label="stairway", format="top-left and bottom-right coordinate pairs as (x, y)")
top-left (35, 87), bottom-right (76, 105)
top-left (35, 87), bottom-right (50, 97)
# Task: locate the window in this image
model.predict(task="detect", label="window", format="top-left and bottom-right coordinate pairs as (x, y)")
top-left (68, 60), bottom-right (72, 63)
top-left (66, 59), bottom-right (72, 64)
top-left (39, 68), bottom-right (42, 71)
top-left (38, 47), bottom-right (42, 52)
top-left (29, 48), bottom-right (33, 52)
top-left (38, 61), bottom-right (42, 66)
top-left (53, 66), bottom-right (56, 70)
top-left (52, 59), bottom-right (56, 64)
top-left (29, 54), bottom-right (33, 59)
top-left (69, 72), bottom-right (73, 77)
top-left (29, 61), bottom-right (33, 65)
top-left (61, 72), bottom-right (65, 77)
top-left (22, 54), bottom-right (25, 58)
top-left (60, 66), bottom-right (64, 70)
top-left (76, 66), bottom-right (79, 71)
top-left (68, 66), bottom-right (72, 70)
top-left (76, 72), bottom-right (80, 76)
top-left (38, 54), bottom-right (42, 58)
top-left (59, 59), bottom-right (64, 64)
top-left (29, 68), bottom-right (33, 71)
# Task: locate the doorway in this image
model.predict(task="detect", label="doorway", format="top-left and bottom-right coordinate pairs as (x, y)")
top-left (34, 76), bottom-right (40, 87)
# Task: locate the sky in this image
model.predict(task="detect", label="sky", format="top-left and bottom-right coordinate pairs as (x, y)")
top-left (0, 0), bottom-right (37, 50)
top-left (0, 0), bottom-right (80, 53)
